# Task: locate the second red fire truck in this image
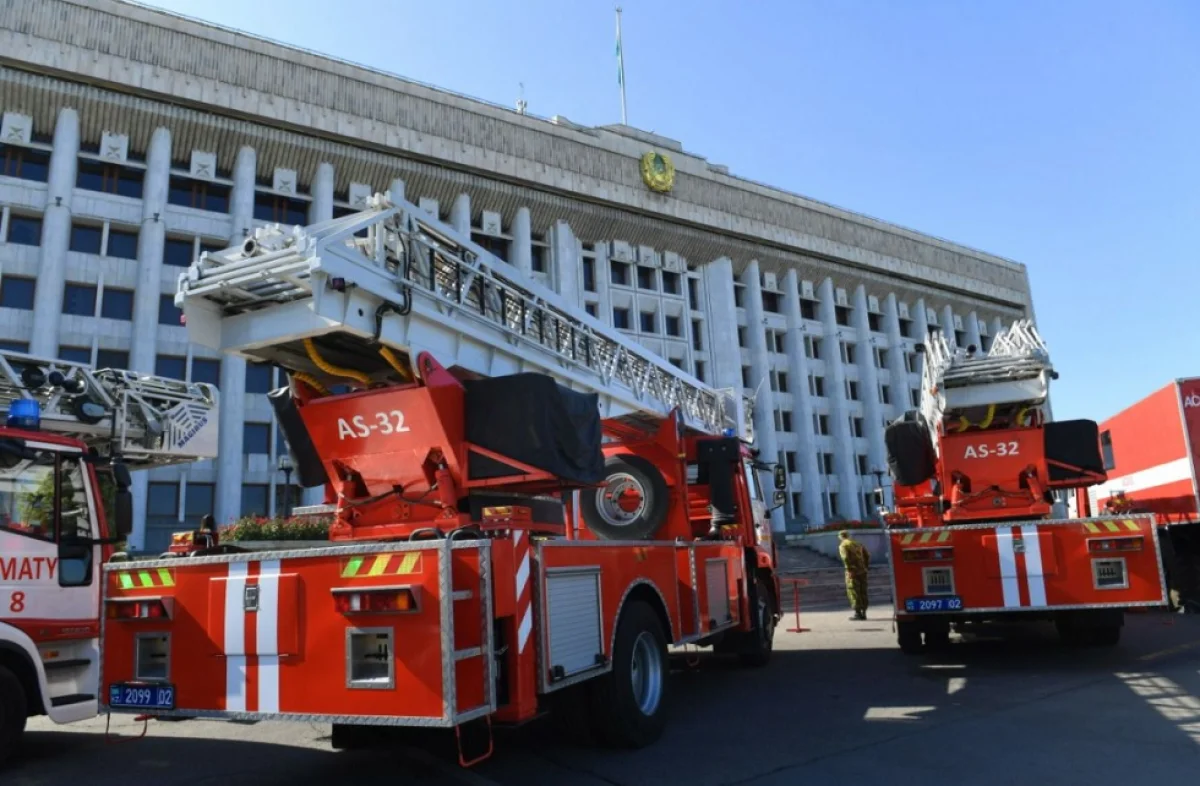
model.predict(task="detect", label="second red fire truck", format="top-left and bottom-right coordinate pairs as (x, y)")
top-left (99, 192), bottom-right (786, 763)
top-left (878, 322), bottom-right (1168, 653)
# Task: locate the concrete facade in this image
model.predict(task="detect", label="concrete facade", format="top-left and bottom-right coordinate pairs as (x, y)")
top-left (0, 0), bottom-right (1035, 549)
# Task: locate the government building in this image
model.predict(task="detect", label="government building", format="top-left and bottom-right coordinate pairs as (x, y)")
top-left (0, 0), bottom-right (1037, 550)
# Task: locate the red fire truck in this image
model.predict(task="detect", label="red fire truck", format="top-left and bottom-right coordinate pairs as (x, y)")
top-left (0, 350), bottom-right (218, 766)
top-left (1084, 378), bottom-right (1200, 612)
top-left (99, 193), bottom-right (786, 763)
top-left (878, 323), bottom-right (1168, 653)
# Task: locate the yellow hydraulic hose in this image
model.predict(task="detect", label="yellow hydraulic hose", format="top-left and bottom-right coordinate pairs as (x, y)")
top-left (378, 346), bottom-right (413, 381)
top-left (303, 338), bottom-right (371, 387)
top-left (292, 371), bottom-right (331, 397)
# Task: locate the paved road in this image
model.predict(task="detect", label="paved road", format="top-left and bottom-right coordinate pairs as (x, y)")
top-left (10, 610), bottom-right (1200, 785)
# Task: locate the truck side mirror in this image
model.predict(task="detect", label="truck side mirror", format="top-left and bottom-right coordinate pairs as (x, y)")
top-left (113, 487), bottom-right (133, 538)
top-left (772, 489), bottom-right (786, 508)
top-left (773, 464), bottom-right (786, 490)
top-left (111, 459), bottom-right (132, 490)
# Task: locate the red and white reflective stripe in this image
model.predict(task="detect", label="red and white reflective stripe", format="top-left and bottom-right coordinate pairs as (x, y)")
top-left (222, 560), bottom-right (282, 713)
top-left (514, 530), bottom-right (532, 653)
top-left (994, 525), bottom-right (1046, 609)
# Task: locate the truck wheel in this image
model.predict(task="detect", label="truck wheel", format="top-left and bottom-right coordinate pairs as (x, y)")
top-left (924, 624), bottom-right (951, 651)
top-left (897, 621), bottom-right (923, 654)
top-left (589, 600), bottom-right (669, 748)
top-left (738, 577), bottom-right (777, 668)
top-left (581, 455), bottom-right (669, 541)
top-left (0, 664), bottom-right (28, 767)
top-left (1088, 624), bottom-right (1121, 647)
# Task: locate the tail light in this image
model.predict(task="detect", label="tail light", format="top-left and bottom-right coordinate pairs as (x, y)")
top-left (332, 585), bottom-right (421, 615)
top-left (107, 598), bottom-right (173, 621)
top-left (903, 547), bottom-right (954, 562)
top-left (1087, 536), bottom-right (1143, 554)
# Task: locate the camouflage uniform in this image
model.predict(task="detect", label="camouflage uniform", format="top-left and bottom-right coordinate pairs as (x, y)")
top-left (838, 531), bottom-right (871, 619)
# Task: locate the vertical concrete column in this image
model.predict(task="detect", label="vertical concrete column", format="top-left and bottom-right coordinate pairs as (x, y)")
top-left (300, 163), bottom-right (335, 509)
top-left (990, 316), bottom-right (1003, 340)
top-left (388, 178), bottom-right (406, 204)
top-left (701, 257), bottom-right (741, 391)
top-left (550, 219), bottom-right (579, 305)
top-left (123, 127), bottom-right (171, 550)
top-left (213, 146), bottom-right (256, 526)
top-left (783, 270), bottom-right (824, 526)
top-left (852, 286), bottom-right (887, 491)
top-left (818, 278), bottom-right (862, 521)
top-left (965, 311), bottom-right (982, 351)
top-left (30, 108), bottom-right (80, 357)
top-left (511, 206), bottom-right (533, 277)
top-left (593, 242), bottom-right (613, 322)
top-left (740, 261), bottom-right (783, 530)
top-left (449, 193), bottom-right (471, 236)
top-left (129, 127), bottom-right (171, 373)
top-left (942, 305), bottom-right (956, 347)
top-left (912, 298), bottom-right (930, 390)
top-left (883, 294), bottom-right (910, 415)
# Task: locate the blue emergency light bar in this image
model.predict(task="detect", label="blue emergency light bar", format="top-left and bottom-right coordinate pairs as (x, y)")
top-left (6, 399), bottom-right (41, 430)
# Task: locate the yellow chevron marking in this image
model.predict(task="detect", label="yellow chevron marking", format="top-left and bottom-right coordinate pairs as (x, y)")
top-left (919, 532), bottom-right (934, 544)
top-left (1104, 520), bottom-right (1121, 533)
top-left (937, 531), bottom-right (951, 543)
top-left (1124, 519), bottom-right (1141, 532)
top-left (395, 553), bottom-right (420, 574)
top-left (1084, 522), bottom-right (1101, 534)
top-left (901, 533), bottom-right (915, 545)
top-left (367, 555), bottom-right (390, 577)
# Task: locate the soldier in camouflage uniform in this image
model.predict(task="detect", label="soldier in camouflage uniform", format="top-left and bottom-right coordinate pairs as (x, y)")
top-left (838, 530), bottom-right (871, 620)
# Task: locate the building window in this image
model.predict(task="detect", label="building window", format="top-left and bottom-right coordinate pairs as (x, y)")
top-left (0, 341), bottom-right (30, 352)
top-left (1100, 430), bottom-right (1115, 470)
top-left (694, 360), bottom-right (706, 382)
top-left (636, 266), bottom-right (656, 290)
top-left (852, 417), bottom-right (864, 438)
top-left (813, 413), bottom-right (829, 435)
top-left (810, 375), bottom-right (825, 397)
top-left (585, 303), bottom-right (598, 317)
top-left (665, 314), bottom-right (681, 337)
top-left (805, 336), bottom-right (822, 359)
top-left (835, 305), bottom-right (851, 326)
top-left (733, 284), bottom-right (744, 308)
top-left (841, 342), bottom-right (857, 364)
top-left (662, 271), bottom-right (680, 295)
top-left (687, 278), bottom-right (699, 309)
top-left (846, 380), bottom-right (859, 401)
top-left (639, 311), bottom-right (657, 333)
top-left (772, 332), bottom-right (785, 353)
top-left (777, 371), bottom-right (789, 393)
top-left (857, 455), bottom-right (869, 475)
top-left (529, 243), bottom-right (547, 273)
top-left (737, 327), bottom-right (747, 348)
top-left (163, 237), bottom-right (196, 267)
top-left (4, 214), bottom-right (42, 246)
top-left (0, 277), bottom-right (34, 309)
top-left (780, 411), bottom-right (793, 432)
top-left (253, 192), bottom-right (308, 225)
top-left (822, 453), bottom-right (834, 475)
top-left (791, 492), bottom-right (803, 517)
top-left (874, 347), bottom-right (888, 368)
top-left (97, 349), bottom-right (129, 370)
top-left (62, 283), bottom-right (97, 316)
top-left (610, 261), bottom-right (630, 286)
top-left (156, 354), bottom-right (186, 380)
top-left (868, 312), bottom-right (882, 332)
top-left (168, 176), bottom-right (231, 213)
top-left (246, 362), bottom-right (274, 394)
top-left (69, 223), bottom-right (103, 254)
top-left (828, 492), bottom-right (839, 518)
top-left (582, 258), bottom-right (596, 292)
top-left (191, 358), bottom-right (220, 386)
top-left (241, 484), bottom-right (269, 517)
top-left (612, 307), bottom-right (630, 329)
top-left (899, 317), bottom-right (913, 338)
top-left (691, 320), bottom-right (703, 351)
top-left (762, 291), bottom-right (781, 313)
top-left (0, 144), bottom-right (50, 182)
top-left (184, 482), bottom-right (215, 528)
top-left (146, 482), bottom-right (180, 533)
top-left (473, 234), bottom-right (510, 263)
top-left (742, 366), bottom-right (752, 388)
top-left (880, 385), bottom-right (891, 405)
top-left (59, 346), bottom-right (91, 364)
top-left (106, 228), bottom-right (139, 260)
top-left (159, 294), bottom-right (183, 326)
top-left (800, 299), bottom-right (816, 320)
top-left (76, 159), bottom-right (144, 199)
top-left (101, 288), bottom-right (134, 321)
top-left (243, 422), bottom-right (270, 454)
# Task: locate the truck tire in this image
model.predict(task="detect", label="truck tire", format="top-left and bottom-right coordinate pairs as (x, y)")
top-left (897, 621), bottom-right (923, 654)
top-left (589, 600), bottom-right (669, 748)
top-left (580, 455), bottom-right (669, 541)
top-left (0, 664), bottom-right (28, 768)
top-left (738, 576), bottom-right (777, 668)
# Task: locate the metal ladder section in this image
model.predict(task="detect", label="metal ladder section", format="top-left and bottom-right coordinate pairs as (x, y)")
top-left (0, 349), bottom-right (220, 468)
top-left (175, 194), bottom-right (754, 441)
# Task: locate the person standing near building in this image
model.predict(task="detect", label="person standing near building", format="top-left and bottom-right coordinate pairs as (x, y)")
top-left (838, 530), bottom-right (871, 620)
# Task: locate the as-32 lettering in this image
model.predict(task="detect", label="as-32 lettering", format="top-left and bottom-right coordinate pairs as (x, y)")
top-left (337, 410), bottom-right (411, 440)
top-left (963, 441), bottom-right (1019, 459)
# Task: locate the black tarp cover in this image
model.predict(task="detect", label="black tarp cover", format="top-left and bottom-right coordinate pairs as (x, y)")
top-left (464, 374), bottom-right (605, 485)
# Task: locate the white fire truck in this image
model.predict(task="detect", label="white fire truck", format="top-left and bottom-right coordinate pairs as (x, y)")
top-left (0, 351), bottom-right (218, 765)
top-left (100, 190), bottom-right (787, 765)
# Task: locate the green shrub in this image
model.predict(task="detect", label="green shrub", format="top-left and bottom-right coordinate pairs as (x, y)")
top-left (220, 515), bottom-right (332, 542)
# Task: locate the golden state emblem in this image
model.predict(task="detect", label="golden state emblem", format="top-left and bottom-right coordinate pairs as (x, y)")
top-left (640, 151), bottom-right (675, 193)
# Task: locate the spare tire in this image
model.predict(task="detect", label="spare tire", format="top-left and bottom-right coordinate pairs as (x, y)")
top-left (885, 415), bottom-right (937, 487)
top-left (580, 454), bottom-right (669, 541)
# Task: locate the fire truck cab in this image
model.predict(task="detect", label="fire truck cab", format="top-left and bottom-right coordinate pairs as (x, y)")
top-left (0, 351), bottom-right (218, 767)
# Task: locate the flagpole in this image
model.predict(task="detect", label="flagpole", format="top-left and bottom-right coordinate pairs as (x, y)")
top-left (616, 6), bottom-right (628, 125)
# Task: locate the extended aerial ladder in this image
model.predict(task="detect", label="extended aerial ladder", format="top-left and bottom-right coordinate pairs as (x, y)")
top-left (176, 193), bottom-right (753, 443)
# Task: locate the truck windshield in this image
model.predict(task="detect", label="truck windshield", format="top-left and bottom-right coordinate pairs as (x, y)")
top-left (0, 447), bottom-right (90, 542)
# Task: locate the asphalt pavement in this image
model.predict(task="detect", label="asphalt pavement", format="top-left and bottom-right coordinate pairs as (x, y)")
top-left (10, 608), bottom-right (1200, 785)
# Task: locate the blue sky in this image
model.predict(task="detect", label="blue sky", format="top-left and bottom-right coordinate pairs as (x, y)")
top-left (142, 0), bottom-right (1200, 421)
